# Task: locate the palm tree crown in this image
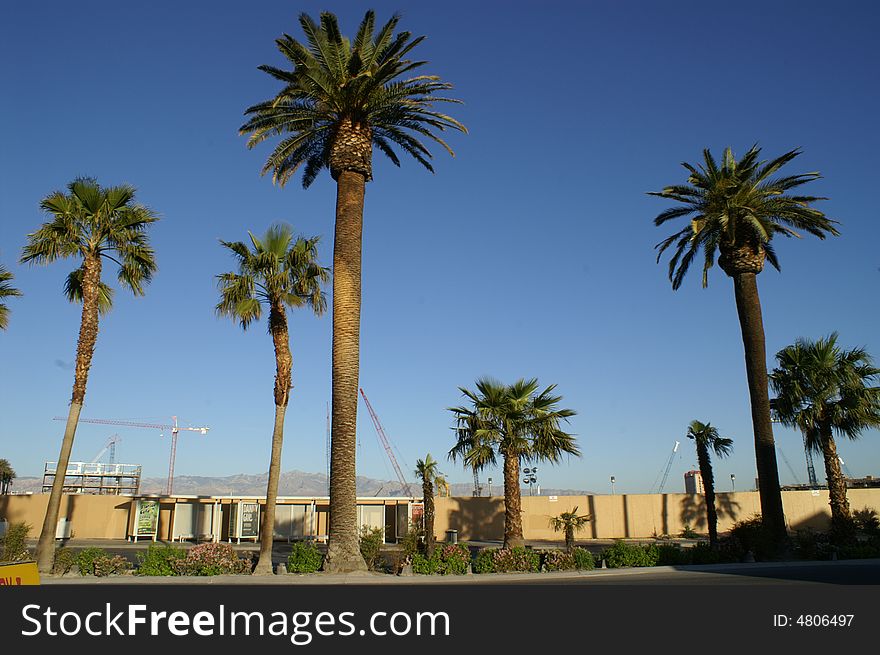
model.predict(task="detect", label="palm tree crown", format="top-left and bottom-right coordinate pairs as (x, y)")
top-left (686, 420), bottom-right (734, 459)
top-left (415, 454), bottom-right (440, 485)
top-left (20, 177), bottom-right (158, 308)
top-left (0, 259), bottom-right (22, 330)
top-left (652, 145), bottom-right (838, 288)
top-left (217, 224), bottom-right (329, 329)
top-left (240, 10), bottom-right (467, 187)
top-left (770, 334), bottom-right (880, 452)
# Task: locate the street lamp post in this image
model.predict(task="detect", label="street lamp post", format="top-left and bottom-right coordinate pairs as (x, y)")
top-left (523, 467), bottom-right (538, 496)
top-left (610, 475), bottom-right (616, 495)
top-left (730, 473), bottom-right (736, 492)
top-left (487, 477), bottom-right (493, 497)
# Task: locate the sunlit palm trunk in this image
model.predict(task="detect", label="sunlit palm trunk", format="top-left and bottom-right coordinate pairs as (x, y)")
top-left (254, 304), bottom-right (292, 575)
top-left (819, 428), bottom-right (852, 539)
top-left (696, 443), bottom-right (719, 548)
top-left (732, 272), bottom-right (787, 554)
top-left (36, 255), bottom-right (101, 573)
top-left (324, 170), bottom-right (368, 572)
top-left (503, 452), bottom-right (524, 548)
top-left (423, 480), bottom-right (435, 558)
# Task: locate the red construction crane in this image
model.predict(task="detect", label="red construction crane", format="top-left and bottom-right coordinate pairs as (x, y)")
top-left (358, 388), bottom-right (413, 496)
top-left (53, 415), bottom-right (209, 495)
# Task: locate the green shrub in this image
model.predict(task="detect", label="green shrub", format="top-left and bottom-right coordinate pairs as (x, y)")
top-left (359, 526), bottom-right (384, 571)
top-left (76, 547), bottom-right (109, 576)
top-left (688, 541), bottom-right (727, 564)
top-left (412, 543), bottom-right (470, 575)
top-left (473, 548), bottom-right (496, 574)
top-left (600, 541), bottom-right (659, 568)
top-left (679, 524), bottom-right (699, 539)
top-left (287, 541), bottom-right (323, 573)
top-left (492, 547), bottom-right (540, 573)
top-left (94, 555), bottom-right (131, 577)
top-left (853, 508), bottom-right (880, 536)
top-left (573, 547), bottom-right (595, 570)
top-left (400, 522), bottom-right (425, 559)
top-left (541, 549), bottom-right (576, 571)
top-left (136, 544), bottom-right (186, 576)
top-left (725, 514), bottom-right (775, 561)
top-left (0, 522), bottom-right (32, 562)
top-left (656, 543), bottom-right (690, 566)
top-left (838, 537), bottom-right (880, 560)
top-left (412, 553), bottom-right (441, 575)
top-left (172, 543), bottom-right (251, 576)
top-left (53, 547), bottom-right (77, 575)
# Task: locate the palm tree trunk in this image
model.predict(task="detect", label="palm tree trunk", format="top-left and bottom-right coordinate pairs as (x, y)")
top-left (696, 443), bottom-right (719, 548)
top-left (503, 452), bottom-right (524, 548)
top-left (36, 254), bottom-right (102, 573)
top-left (819, 428), bottom-right (852, 541)
top-left (424, 481), bottom-right (435, 559)
top-left (253, 304), bottom-right (292, 576)
top-left (324, 169), bottom-right (368, 572)
top-left (731, 272), bottom-right (787, 555)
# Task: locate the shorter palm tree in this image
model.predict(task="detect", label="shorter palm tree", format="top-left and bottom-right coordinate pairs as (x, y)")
top-left (414, 454), bottom-right (441, 558)
top-left (0, 259), bottom-right (22, 330)
top-left (770, 334), bottom-right (880, 541)
top-left (448, 377), bottom-right (579, 548)
top-left (217, 224), bottom-right (329, 575)
top-left (686, 420), bottom-right (733, 548)
top-left (0, 459), bottom-right (15, 494)
top-left (549, 507), bottom-right (591, 552)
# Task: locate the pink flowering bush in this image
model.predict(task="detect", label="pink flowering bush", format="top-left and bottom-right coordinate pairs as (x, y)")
top-left (172, 543), bottom-right (252, 576)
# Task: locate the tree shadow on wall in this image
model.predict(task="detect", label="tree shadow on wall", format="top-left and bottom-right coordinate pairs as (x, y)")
top-left (679, 493), bottom-right (741, 532)
top-left (446, 497), bottom-right (505, 541)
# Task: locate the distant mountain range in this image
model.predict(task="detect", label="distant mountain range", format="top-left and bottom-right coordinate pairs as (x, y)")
top-left (9, 470), bottom-right (593, 497)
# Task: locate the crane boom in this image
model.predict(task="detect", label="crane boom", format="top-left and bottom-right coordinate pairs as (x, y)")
top-left (53, 415), bottom-right (209, 495)
top-left (650, 441), bottom-right (680, 494)
top-left (359, 389), bottom-right (413, 496)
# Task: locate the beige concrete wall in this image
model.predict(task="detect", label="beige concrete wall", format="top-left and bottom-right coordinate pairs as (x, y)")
top-left (0, 494), bottom-right (131, 539)
top-left (433, 489), bottom-right (880, 542)
top-left (3, 489), bottom-right (879, 543)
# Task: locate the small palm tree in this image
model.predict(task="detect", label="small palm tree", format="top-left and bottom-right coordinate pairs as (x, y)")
top-left (0, 259), bottom-right (22, 330)
top-left (217, 224), bottom-right (329, 575)
top-left (448, 377), bottom-right (579, 548)
top-left (549, 506), bottom-right (591, 552)
top-left (686, 421), bottom-right (733, 548)
top-left (0, 459), bottom-right (15, 494)
top-left (770, 334), bottom-right (880, 541)
top-left (241, 10), bottom-right (466, 572)
top-left (652, 145), bottom-right (838, 556)
top-left (414, 454), bottom-right (441, 558)
top-left (21, 177), bottom-right (158, 573)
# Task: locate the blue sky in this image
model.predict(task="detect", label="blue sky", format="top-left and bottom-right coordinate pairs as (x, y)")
top-left (1, 1), bottom-right (878, 495)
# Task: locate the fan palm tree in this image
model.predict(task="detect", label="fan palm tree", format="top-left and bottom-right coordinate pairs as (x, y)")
top-left (686, 420), bottom-right (733, 548)
top-left (217, 224), bottom-right (329, 575)
top-left (0, 259), bottom-right (22, 330)
top-left (0, 459), bottom-right (15, 495)
top-left (21, 177), bottom-right (158, 573)
top-left (240, 10), bottom-right (466, 572)
top-left (651, 145), bottom-right (838, 555)
top-left (414, 454), bottom-right (441, 558)
top-left (549, 506), bottom-right (591, 552)
top-left (770, 334), bottom-right (880, 541)
top-left (448, 377), bottom-right (579, 548)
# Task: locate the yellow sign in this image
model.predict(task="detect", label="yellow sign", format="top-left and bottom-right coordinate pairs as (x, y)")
top-left (0, 561), bottom-right (41, 585)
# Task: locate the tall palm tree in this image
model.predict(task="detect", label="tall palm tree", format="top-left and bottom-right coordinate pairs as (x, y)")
top-left (240, 10), bottom-right (466, 572)
top-left (217, 225), bottom-right (329, 575)
top-left (0, 459), bottom-right (15, 495)
top-left (0, 258), bottom-right (22, 330)
top-left (549, 506), bottom-right (591, 552)
top-left (21, 177), bottom-right (158, 573)
top-left (770, 334), bottom-right (880, 541)
top-left (651, 145), bottom-right (838, 556)
top-left (448, 377), bottom-right (579, 548)
top-left (414, 454), bottom-right (440, 558)
top-left (686, 420), bottom-right (733, 548)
